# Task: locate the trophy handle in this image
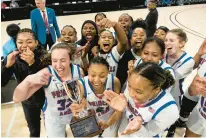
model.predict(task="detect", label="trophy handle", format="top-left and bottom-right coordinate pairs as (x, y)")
top-left (62, 79), bottom-right (82, 103)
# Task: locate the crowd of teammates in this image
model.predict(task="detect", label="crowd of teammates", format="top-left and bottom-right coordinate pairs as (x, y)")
top-left (1, 0), bottom-right (206, 137)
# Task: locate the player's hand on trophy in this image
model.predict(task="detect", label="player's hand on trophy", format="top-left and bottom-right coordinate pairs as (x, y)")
top-left (121, 116), bottom-right (142, 135)
top-left (70, 98), bottom-right (87, 117)
top-left (103, 90), bottom-right (127, 112)
top-left (99, 121), bottom-right (110, 130)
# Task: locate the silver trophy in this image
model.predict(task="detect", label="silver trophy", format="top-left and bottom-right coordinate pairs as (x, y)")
top-left (62, 79), bottom-right (88, 118)
top-left (62, 79), bottom-right (102, 137)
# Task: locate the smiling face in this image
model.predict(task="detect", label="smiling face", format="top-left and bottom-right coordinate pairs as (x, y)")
top-left (141, 41), bottom-right (163, 64)
top-left (60, 26), bottom-right (77, 43)
top-left (95, 14), bottom-right (106, 32)
top-left (128, 73), bottom-right (159, 105)
top-left (16, 32), bottom-right (38, 53)
top-left (130, 28), bottom-right (146, 50)
top-left (51, 48), bottom-right (71, 78)
top-left (35, 0), bottom-right (45, 10)
top-left (99, 30), bottom-right (114, 53)
top-left (154, 29), bottom-right (167, 41)
top-left (82, 23), bottom-right (97, 42)
top-left (118, 14), bottom-right (132, 33)
top-left (165, 32), bottom-right (185, 57)
top-left (88, 64), bottom-right (109, 92)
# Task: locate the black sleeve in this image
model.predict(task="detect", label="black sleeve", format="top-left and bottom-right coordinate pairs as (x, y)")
top-left (145, 11), bottom-right (157, 27)
top-left (28, 58), bottom-right (41, 74)
top-left (116, 53), bottom-right (130, 87)
top-left (1, 59), bottom-right (14, 87)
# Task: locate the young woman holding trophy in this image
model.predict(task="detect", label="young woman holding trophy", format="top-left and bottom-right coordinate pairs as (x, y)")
top-left (71, 56), bottom-right (122, 137)
top-left (13, 42), bottom-right (85, 137)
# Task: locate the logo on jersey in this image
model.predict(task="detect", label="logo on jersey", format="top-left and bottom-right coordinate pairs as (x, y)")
top-left (109, 66), bottom-right (115, 73)
top-left (199, 57), bottom-right (206, 66)
top-left (128, 101), bottom-right (140, 116)
top-left (96, 105), bottom-right (110, 116)
top-left (148, 106), bottom-right (155, 113)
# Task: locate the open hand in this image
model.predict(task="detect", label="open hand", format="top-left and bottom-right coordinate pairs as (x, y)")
top-left (5, 50), bottom-right (19, 68)
top-left (121, 116), bottom-right (142, 135)
top-left (75, 41), bottom-right (90, 58)
top-left (103, 90), bottom-right (127, 112)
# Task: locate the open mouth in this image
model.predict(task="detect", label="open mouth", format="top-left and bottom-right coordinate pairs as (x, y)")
top-left (85, 33), bottom-right (93, 41)
top-left (56, 69), bottom-right (64, 74)
top-left (135, 40), bottom-right (142, 44)
top-left (103, 43), bottom-right (110, 47)
top-left (63, 39), bottom-right (71, 43)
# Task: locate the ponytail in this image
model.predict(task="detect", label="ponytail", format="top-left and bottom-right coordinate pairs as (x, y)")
top-left (161, 70), bottom-right (175, 90)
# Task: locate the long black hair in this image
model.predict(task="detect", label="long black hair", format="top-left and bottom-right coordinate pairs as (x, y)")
top-left (76, 20), bottom-right (99, 61)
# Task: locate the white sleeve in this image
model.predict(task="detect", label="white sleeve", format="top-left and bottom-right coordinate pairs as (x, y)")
top-left (125, 104), bottom-right (179, 137)
top-left (175, 59), bottom-right (195, 79)
top-left (111, 46), bottom-right (121, 63)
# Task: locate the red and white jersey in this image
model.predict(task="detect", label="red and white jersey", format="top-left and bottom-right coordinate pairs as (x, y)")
top-left (119, 89), bottom-right (178, 137)
top-left (98, 46), bottom-right (121, 76)
top-left (197, 54), bottom-right (206, 119)
top-left (165, 52), bottom-right (195, 97)
top-left (42, 64), bottom-right (82, 124)
top-left (79, 74), bottom-right (115, 122)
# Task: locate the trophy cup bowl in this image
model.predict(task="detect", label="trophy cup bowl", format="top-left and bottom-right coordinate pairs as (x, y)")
top-left (62, 79), bottom-right (103, 137)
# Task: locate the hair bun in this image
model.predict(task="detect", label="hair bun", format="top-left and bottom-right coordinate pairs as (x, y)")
top-left (161, 70), bottom-right (175, 90)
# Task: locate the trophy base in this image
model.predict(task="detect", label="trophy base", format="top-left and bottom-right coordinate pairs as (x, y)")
top-left (70, 109), bottom-right (103, 137)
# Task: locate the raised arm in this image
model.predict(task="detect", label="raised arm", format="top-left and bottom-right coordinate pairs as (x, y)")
top-left (99, 18), bottom-right (128, 55)
top-left (193, 39), bottom-right (206, 69)
top-left (13, 68), bottom-right (52, 103)
top-left (1, 51), bottom-right (19, 86)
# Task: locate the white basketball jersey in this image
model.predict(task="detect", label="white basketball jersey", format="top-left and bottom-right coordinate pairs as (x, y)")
top-left (98, 46), bottom-right (121, 76)
top-left (42, 64), bottom-right (81, 124)
top-left (124, 89), bottom-right (177, 125)
top-left (197, 54), bottom-right (206, 119)
top-left (165, 52), bottom-right (195, 97)
top-left (79, 74), bottom-right (115, 122)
